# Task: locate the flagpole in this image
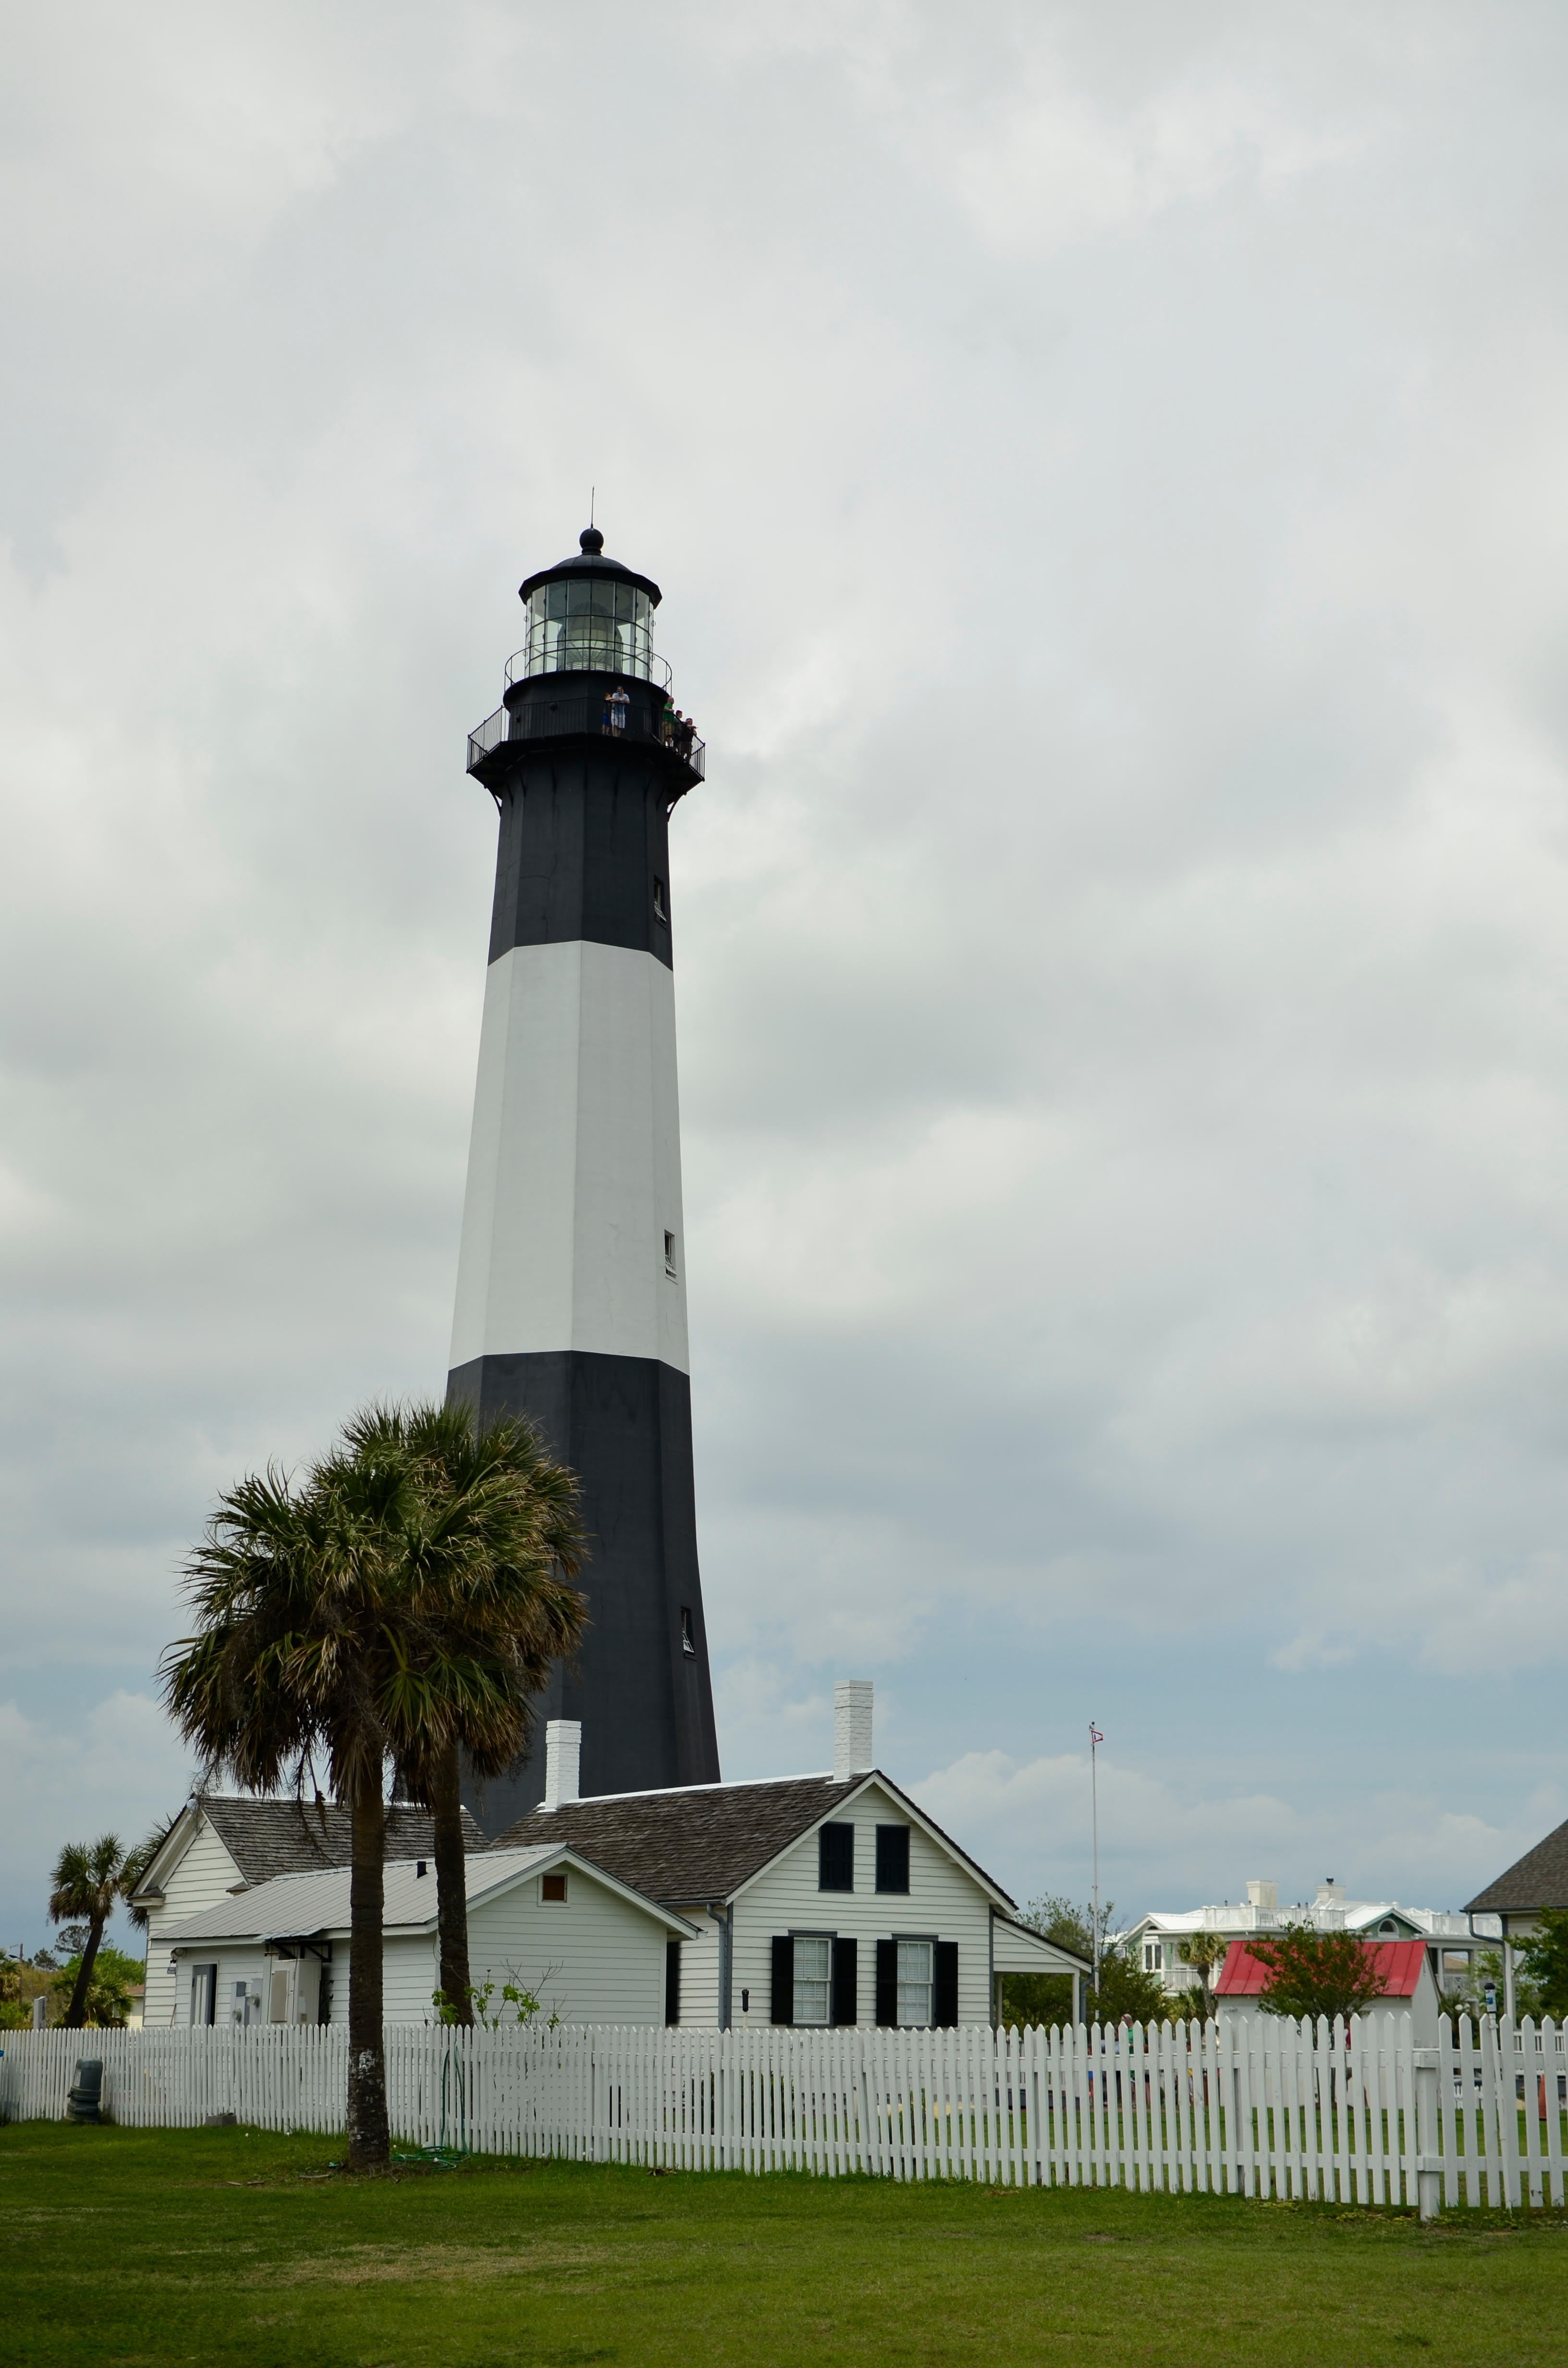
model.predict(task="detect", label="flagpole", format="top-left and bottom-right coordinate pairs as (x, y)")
top-left (1090, 1721), bottom-right (1103, 2004)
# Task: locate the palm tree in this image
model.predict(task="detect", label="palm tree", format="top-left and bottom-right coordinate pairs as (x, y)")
top-left (345, 1401), bottom-right (587, 2024)
top-left (49, 1835), bottom-right (129, 2027)
top-left (160, 1432), bottom-right (424, 2169)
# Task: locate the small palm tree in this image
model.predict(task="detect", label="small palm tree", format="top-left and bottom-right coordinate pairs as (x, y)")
top-left (346, 1402), bottom-right (587, 2024)
top-left (49, 1835), bottom-right (127, 2028)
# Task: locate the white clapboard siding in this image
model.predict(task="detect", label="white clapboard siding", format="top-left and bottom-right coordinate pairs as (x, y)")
top-left (4, 2015), bottom-right (1562, 2208)
top-left (142, 1819), bottom-right (247, 2028)
top-left (729, 1779), bottom-right (995, 2028)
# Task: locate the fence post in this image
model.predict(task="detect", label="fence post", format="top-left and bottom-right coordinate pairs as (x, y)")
top-left (1413, 2046), bottom-right (1441, 2221)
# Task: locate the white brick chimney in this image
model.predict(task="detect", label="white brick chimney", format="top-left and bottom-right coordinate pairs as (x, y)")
top-left (542, 1719), bottom-right (581, 1811)
top-left (832, 1680), bottom-right (873, 1782)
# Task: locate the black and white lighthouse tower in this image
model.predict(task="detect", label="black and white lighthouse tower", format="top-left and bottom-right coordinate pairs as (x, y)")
top-left (449, 527), bottom-right (722, 1832)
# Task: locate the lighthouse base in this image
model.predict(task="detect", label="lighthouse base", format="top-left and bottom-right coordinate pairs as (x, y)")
top-left (445, 1347), bottom-right (721, 1835)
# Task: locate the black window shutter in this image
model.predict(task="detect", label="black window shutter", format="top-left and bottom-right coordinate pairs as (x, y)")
top-left (818, 1822), bottom-right (855, 1892)
top-left (875, 1938), bottom-right (897, 2026)
top-left (833, 1936), bottom-right (858, 2025)
top-left (664, 1939), bottom-right (681, 2026)
top-left (771, 1933), bottom-right (794, 2025)
top-left (934, 1941), bottom-right (958, 2028)
top-left (875, 1825), bottom-right (910, 1894)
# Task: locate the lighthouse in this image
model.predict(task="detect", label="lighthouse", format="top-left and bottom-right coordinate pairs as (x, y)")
top-left (448, 526), bottom-right (722, 1832)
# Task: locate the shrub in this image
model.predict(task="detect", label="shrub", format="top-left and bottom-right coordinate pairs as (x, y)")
top-left (1244, 1926), bottom-right (1391, 2023)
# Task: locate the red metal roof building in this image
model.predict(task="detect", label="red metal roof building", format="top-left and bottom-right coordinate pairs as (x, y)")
top-left (1214, 1937), bottom-right (1442, 2039)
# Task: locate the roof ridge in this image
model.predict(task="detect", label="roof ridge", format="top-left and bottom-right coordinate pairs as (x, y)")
top-left (511, 1770), bottom-right (839, 1813)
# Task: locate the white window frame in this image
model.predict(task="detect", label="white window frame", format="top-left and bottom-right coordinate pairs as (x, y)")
top-left (894, 1935), bottom-right (935, 2028)
top-left (792, 1931), bottom-right (834, 2026)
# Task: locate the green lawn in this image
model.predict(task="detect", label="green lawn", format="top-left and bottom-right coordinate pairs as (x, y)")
top-left (5, 2122), bottom-right (1568, 2367)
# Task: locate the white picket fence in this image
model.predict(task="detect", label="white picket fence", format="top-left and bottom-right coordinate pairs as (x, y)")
top-left (3, 2015), bottom-right (1566, 2210)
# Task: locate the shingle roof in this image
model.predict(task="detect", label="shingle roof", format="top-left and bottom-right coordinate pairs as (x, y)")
top-left (195, 1796), bottom-right (485, 1888)
top-left (1465, 1816), bottom-right (1568, 1915)
top-left (491, 1770), bottom-right (1013, 1909)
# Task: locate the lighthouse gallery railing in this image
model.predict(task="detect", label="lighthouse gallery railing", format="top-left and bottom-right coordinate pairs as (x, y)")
top-left (467, 698), bottom-right (705, 781)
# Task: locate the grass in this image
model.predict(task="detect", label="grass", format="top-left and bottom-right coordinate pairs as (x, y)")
top-left (5, 2123), bottom-right (1568, 2366)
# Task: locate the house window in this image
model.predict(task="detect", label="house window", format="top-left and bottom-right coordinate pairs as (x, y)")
top-left (680, 1605), bottom-right (697, 1658)
top-left (875, 1825), bottom-right (910, 1895)
top-left (654, 876), bottom-right (668, 923)
top-left (896, 1939), bottom-right (934, 2027)
top-left (542, 1872), bottom-right (568, 1903)
top-left (793, 1935), bottom-right (833, 2024)
top-left (1378, 1919), bottom-right (1397, 1938)
top-left (1144, 1941), bottom-right (1159, 1972)
top-left (664, 1230), bottom-right (678, 1277)
top-left (818, 1822), bottom-right (854, 1893)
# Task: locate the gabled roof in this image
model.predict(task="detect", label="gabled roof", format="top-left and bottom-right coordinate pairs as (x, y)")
top-left (1464, 1816), bottom-right (1568, 1915)
top-left (161, 1846), bottom-right (698, 1947)
top-left (992, 1913), bottom-right (1091, 1977)
top-left (134, 1796), bottom-right (486, 1900)
top-left (491, 1769), bottom-right (1015, 1910)
top-left (1215, 1938), bottom-right (1429, 2001)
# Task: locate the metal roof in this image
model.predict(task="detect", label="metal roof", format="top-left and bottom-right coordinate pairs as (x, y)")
top-left (161, 1845), bottom-right (696, 1947)
top-left (1214, 1937), bottom-right (1429, 2000)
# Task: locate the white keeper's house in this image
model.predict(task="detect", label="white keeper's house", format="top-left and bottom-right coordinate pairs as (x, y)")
top-left (156, 1847), bottom-right (696, 2031)
top-left (133, 1685), bottom-right (1084, 2032)
top-left (494, 1683), bottom-right (1085, 2032)
top-left (133, 1798), bottom-right (483, 2028)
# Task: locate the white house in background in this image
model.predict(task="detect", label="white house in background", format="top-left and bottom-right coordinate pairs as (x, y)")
top-left (1213, 1937), bottom-right (1446, 2046)
top-left (492, 1682), bottom-right (1088, 2031)
top-left (1124, 1879), bottom-right (1490, 2008)
top-left (158, 1845), bottom-right (697, 2030)
top-left (130, 1796), bottom-right (485, 2027)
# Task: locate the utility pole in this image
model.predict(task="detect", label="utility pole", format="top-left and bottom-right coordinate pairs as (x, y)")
top-left (1090, 1722), bottom-right (1104, 2003)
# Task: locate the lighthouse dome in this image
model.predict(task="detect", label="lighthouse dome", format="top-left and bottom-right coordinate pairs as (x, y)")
top-left (515, 526), bottom-right (662, 683)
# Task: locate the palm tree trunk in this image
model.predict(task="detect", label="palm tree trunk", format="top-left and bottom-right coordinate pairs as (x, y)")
top-left (345, 1784), bottom-right (390, 2171)
top-left (431, 1739), bottom-right (472, 2024)
top-left (62, 1916), bottom-right (106, 2030)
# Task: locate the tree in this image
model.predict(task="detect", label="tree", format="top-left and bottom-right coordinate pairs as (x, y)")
top-left (1176, 1929), bottom-right (1229, 2018)
top-left (163, 1433), bottom-right (418, 2167)
top-left (1003, 1896), bottom-right (1170, 2030)
top-left (345, 1401), bottom-right (586, 2026)
top-left (353, 1403), bottom-right (585, 2021)
top-left (1244, 1925), bottom-right (1391, 2023)
top-left (48, 1835), bottom-right (133, 2029)
top-left (118, 1820), bottom-right (179, 1936)
top-left (160, 1404), bottom-right (587, 2169)
top-left (1515, 1908), bottom-right (1568, 2022)
top-left (49, 1943), bottom-right (144, 2027)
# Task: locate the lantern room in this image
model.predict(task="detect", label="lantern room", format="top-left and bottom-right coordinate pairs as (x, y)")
top-left (514, 526), bottom-right (661, 682)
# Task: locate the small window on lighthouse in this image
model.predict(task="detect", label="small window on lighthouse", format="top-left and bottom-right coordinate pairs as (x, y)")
top-left (681, 1606), bottom-right (697, 1657)
top-left (653, 877), bottom-right (668, 923)
top-left (664, 1230), bottom-right (677, 1277)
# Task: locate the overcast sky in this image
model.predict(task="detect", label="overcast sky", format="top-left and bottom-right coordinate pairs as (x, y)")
top-left (3, 1), bottom-right (1568, 1952)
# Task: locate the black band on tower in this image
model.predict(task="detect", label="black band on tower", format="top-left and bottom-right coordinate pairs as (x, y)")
top-left (447, 1348), bottom-right (720, 1832)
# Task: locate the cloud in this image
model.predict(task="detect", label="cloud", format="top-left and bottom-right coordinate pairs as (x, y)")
top-left (0, 1694), bottom-right (192, 1951)
top-left (2, 2), bottom-right (1568, 1934)
top-left (915, 1743), bottom-right (1529, 1919)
